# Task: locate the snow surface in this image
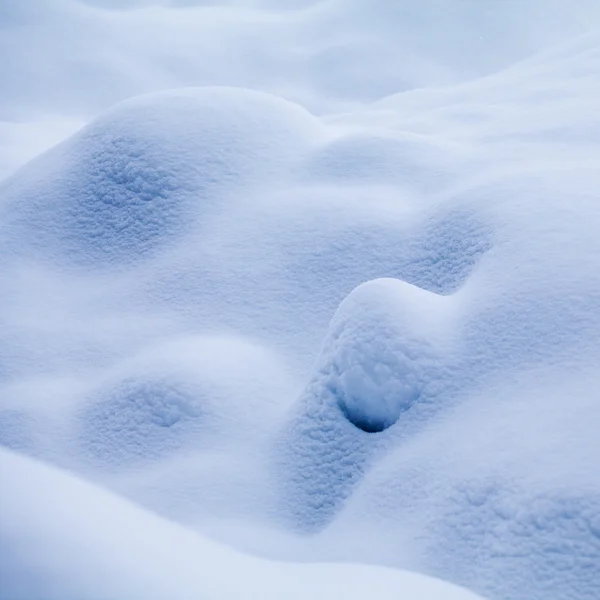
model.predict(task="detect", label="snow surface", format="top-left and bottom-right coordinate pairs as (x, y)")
top-left (1, 2), bottom-right (600, 600)
top-left (0, 448), bottom-right (485, 600)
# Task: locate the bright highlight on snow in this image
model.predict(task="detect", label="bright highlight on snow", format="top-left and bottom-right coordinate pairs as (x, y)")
top-left (1, 2), bottom-right (600, 600)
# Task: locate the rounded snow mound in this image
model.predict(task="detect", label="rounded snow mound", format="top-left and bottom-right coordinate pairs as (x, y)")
top-left (0, 87), bottom-right (320, 266)
top-left (0, 447), bottom-right (487, 600)
top-left (319, 278), bottom-right (454, 433)
top-left (272, 278), bottom-right (457, 531)
top-left (333, 364), bottom-right (600, 600)
top-left (75, 335), bottom-right (293, 472)
top-left (78, 375), bottom-right (203, 469)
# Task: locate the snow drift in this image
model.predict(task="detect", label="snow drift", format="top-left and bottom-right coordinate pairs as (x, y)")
top-left (0, 447), bottom-right (485, 600)
top-left (1, 3), bottom-right (600, 600)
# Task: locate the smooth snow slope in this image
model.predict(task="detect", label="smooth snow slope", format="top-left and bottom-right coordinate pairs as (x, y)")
top-left (0, 448), bottom-right (485, 600)
top-left (1, 3), bottom-right (600, 600)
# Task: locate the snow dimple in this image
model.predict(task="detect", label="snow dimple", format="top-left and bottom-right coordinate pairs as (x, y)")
top-left (78, 377), bottom-right (202, 469)
top-left (67, 334), bottom-right (293, 476)
top-left (61, 133), bottom-right (182, 260)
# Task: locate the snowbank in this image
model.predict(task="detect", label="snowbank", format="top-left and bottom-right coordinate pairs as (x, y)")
top-left (0, 87), bottom-right (319, 265)
top-left (0, 447), bottom-right (485, 600)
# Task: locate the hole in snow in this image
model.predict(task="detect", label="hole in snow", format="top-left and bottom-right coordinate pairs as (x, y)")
top-left (329, 361), bottom-right (421, 434)
top-left (335, 387), bottom-right (408, 433)
top-left (340, 403), bottom-right (392, 433)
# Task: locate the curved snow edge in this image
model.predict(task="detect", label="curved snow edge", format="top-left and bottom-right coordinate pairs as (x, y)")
top-left (0, 448), bottom-right (485, 600)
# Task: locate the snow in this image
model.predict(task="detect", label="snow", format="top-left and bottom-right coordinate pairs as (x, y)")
top-left (317, 278), bottom-right (455, 433)
top-left (1, 2), bottom-right (600, 600)
top-left (0, 447), bottom-right (484, 600)
top-left (0, 87), bottom-right (319, 265)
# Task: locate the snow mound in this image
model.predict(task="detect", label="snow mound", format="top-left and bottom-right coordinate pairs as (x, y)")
top-left (74, 335), bottom-right (292, 472)
top-left (0, 447), bottom-right (486, 600)
top-left (331, 363), bottom-right (600, 600)
top-left (316, 278), bottom-right (454, 433)
top-left (0, 87), bottom-right (319, 265)
top-left (79, 375), bottom-right (203, 468)
top-left (2, 9), bottom-right (600, 600)
top-left (272, 278), bottom-right (456, 530)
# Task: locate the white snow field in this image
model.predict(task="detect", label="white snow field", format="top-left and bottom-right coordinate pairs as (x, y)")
top-left (0, 448), bottom-right (485, 600)
top-left (1, 1), bottom-right (600, 600)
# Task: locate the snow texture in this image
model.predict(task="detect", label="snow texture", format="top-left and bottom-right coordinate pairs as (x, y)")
top-left (0, 447), bottom-right (485, 600)
top-left (1, 2), bottom-right (600, 600)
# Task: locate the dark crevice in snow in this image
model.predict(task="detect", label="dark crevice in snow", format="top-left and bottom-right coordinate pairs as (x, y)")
top-left (338, 401), bottom-right (392, 433)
